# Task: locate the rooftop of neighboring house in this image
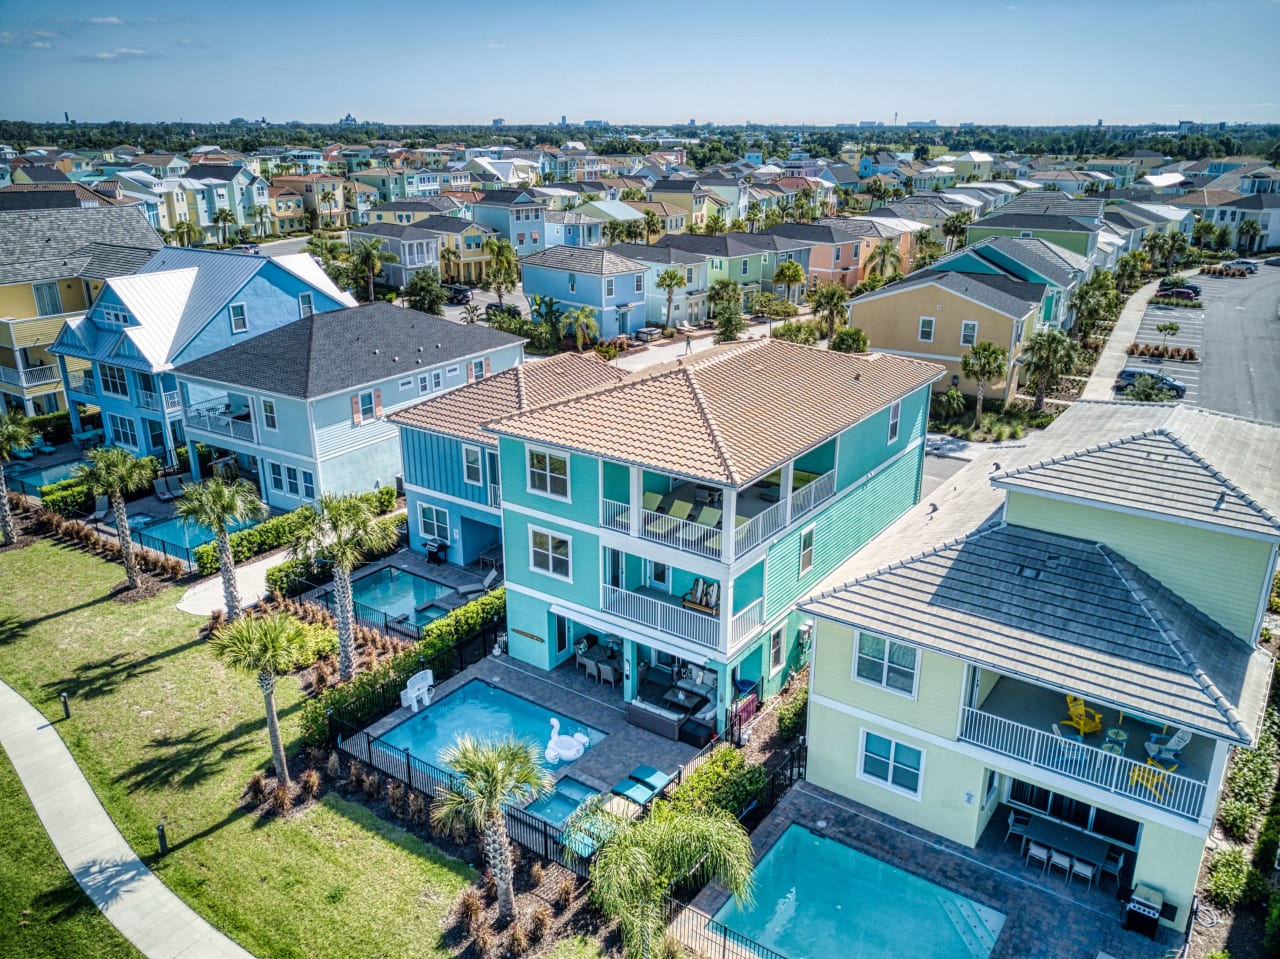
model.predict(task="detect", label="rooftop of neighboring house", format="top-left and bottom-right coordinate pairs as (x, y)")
top-left (763, 222), bottom-right (869, 244)
top-left (608, 242), bottom-right (706, 266)
top-left (0, 182), bottom-right (132, 211)
top-left (577, 199), bottom-right (645, 222)
top-left (0, 204), bottom-right (162, 288)
top-left (442, 190), bottom-right (485, 205)
top-left (519, 246), bottom-right (649, 275)
top-left (545, 210), bottom-right (604, 226)
top-left (824, 163), bottom-right (861, 185)
top-left (472, 188), bottom-right (545, 207)
top-left (881, 196), bottom-right (971, 219)
top-left (271, 172), bottom-right (344, 183)
top-left (1116, 149), bottom-right (1167, 159)
top-left (971, 212), bottom-right (1103, 234)
top-left (376, 197), bottom-right (466, 214)
top-left (174, 301), bottom-right (525, 399)
top-left (183, 164), bottom-right (248, 182)
top-left (17, 166), bottom-right (71, 183)
top-left (132, 153), bottom-right (184, 166)
top-left (650, 179), bottom-right (705, 193)
top-left (390, 351), bottom-right (627, 447)
top-left (487, 338), bottom-right (944, 487)
top-left (622, 200), bottom-right (685, 218)
top-left (400, 214), bottom-right (495, 236)
top-left (858, 269), bottom-right (1046, 319)
top-left (1201, 163), bottom-right (1276, 192)
top-left (652, 231), bottom-right (808, 258)
top-left (350, 222), bottom-right (446, 243)
top-left (801, 400), bottom-right (1279, 747)
top-left (941, 235), bottom-right (1088, 287)
top-left (268, 185), bottom-right (302, 198)
top-left (1225, 193), bottom-right (1280, 211)
top-left (994, 193), bottom-right (1105, 221)
top-left (816, 216), bottom-right (916, 239)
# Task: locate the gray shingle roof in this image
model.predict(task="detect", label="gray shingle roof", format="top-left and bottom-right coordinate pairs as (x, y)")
top-left (76, 242), bottom-right (161, 280)
top-left (866, 270), bottom-right (1044, 320)
top-left (996, 194), bottom-right (1105, 221)
top-left (608, 243), bottom-right (706, 266)
top-left (174, 301), bottom-right (525, 399)
top-left (519, 246), bottom-right (648, 275)
top-left (963, 236), bottom-right (1088, 288)
top-left (0, 205), bottom-right (161, 286)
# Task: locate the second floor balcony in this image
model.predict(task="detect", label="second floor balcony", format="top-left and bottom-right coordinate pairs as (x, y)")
top-left (599, 578), bottom-right (765, 657)
top-left (185, 394), bottom-right (255, 443)
top-left (0, 363), bottom-right (61, 389)
top-left (66, 371), bottom-right (96, 396)
top-left (137, 388), bottom-right (184, 415)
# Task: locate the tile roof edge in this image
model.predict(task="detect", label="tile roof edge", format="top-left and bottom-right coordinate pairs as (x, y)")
top-left (682, 362), bottom-right (741, 486)
top-left (1159, 427), bottom-right (1280, 533)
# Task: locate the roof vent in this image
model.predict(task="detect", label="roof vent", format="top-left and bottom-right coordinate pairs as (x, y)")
top-left (373, 348), bottom-right (379, 354)
top-left (417, 346), bottom-right (423, 352)
top-left (1015, 565), bottom-right (1042, 580)
top-left (1214, 492), bottom-right (1226, 511)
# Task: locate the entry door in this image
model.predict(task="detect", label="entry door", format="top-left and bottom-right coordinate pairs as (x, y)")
top-left (603, 547), bottom-right (624, 589)
top-left (486, 449), bottom-right (500, 493)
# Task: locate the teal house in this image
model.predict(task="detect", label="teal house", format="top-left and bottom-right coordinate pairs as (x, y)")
top-left (486, 339), bottom-right (943, 743)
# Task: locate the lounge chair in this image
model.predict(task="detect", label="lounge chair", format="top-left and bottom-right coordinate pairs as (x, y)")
top-left (154, 478), bottom-right (177, 502)
top-left (165, 475), bottom-right (186, 497)
top-left (458, 569), bottom-right (498, 597)
top-left (33, 433), bottom-right (56, 455)
top-left (1128, 757), bottom-right (1177, 803)
top-left (88, 496), bottom-right (109, 522)
top-left (646, 498), bottom-right (692, 537)
top-left (642, 490), bottom-right (662, 513)
top-left (628, 764), bottom-right (673, 793)
top-left (611, 776), bottom-right (656, 806)
top-left (1049, 723), bottom-right (1088, 768)
top-left (1144, 727), bottom-right (1191, 764)
top-left (10, 444), bottom-right (34, 460)
top-left (681, 506), bottom-right (720, 550)
top-left (1061, 695), bottom-right (1102, 737)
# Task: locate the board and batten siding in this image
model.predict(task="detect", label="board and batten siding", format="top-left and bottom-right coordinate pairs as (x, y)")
top-left (1004, 490), bottom-right (1273, 642)
top-left (401, 429), bottom-right (491, 506)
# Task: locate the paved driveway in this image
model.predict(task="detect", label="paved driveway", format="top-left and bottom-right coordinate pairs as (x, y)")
top-left (1193, 265), bottom-right (1280, 423)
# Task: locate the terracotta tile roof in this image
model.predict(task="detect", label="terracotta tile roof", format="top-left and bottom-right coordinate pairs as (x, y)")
top-left (488, 339), bottom-right (945, 486)
top-left (389, 352), bottom-right (627, 446)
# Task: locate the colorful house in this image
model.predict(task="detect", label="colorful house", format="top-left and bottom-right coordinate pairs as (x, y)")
top-left (471, 189), bottom-right (548, 258)
top-left (650, 233), bottom-right (811, 308)
top-left (271, 173), bottom-right (349, 228)
top-left (519, 247), bottom-right (649, 340)
top-left (487, 339), bottom-right (943, 740)
top-left (609, 243), bottom-right (710, 327)
top-left (347, 223), bottom-right (441, 290)
top-left (801, 401), bottom-right (1278, 933)
top-left (544, 211), bottom-right (604, 248)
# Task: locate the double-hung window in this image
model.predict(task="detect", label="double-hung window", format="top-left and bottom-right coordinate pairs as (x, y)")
top-left (634, 274), bottom-right (643, 294)
top-left (358, 390), bottom-right (376, 420)
top-left (419, 370), bottom-right (443, 394)
top-left (887, 401), bottom-right (901, 443)
top-left (269, 462), bottom-right (284, 491)
top-left (918, 316), bottom-right (935, 342)
top-left (285, 466), bottom-right (300, 496)
top-left (769, 626), bottom-right (785, 675)
top-left (261, 399), bottom-right (277, 431)
top-left (527, 448), bottom-right (568, 498)
top-left (229, 303), bottom-right (248, 334)
top-left (419, 504), bottom-right (449, 542)
top-left (301, 470), bottom-right (315, 499)
top-left (99, 364), bottom-right (129, 397)
top-left (740, 259), bottom-right (749, 276)
top-left (854, 633), bottom-right (918, 696)
top-left (799, 526), bottom-right (815, 574)
top-left (472, 359), bottom-right (486, 381)
top-left (860, 731), bottom-right (923, 798)
top-left (462, 445), bottom-right (482, 486)
top-left (299, 292), bottom-right (314, 318)
top-left (960, 321), bottom-right (978, 347)
top-left (605, 277), bottom-right (615, 297)
top-left (530, 528), bottom-right (571, 579)
top-left (106, 413), bottom-right (138, 448)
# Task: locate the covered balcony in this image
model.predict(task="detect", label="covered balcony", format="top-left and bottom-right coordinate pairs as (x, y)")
top-left (184, 393), bottom-right (256, 443)
top-left (65, 371), bottom-right (96, 397)
top-left (960, 672), bottom-right (1215, 821)
top-left (0, 363), bottom-right (61, 389)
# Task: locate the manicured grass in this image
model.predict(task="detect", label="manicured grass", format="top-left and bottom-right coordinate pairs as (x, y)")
top-left (0, 749), bottom-right (143, 959)
top-left (548, 935), bottom-right (610, 959)
top-left (0, 541), bottom-right (472, 959)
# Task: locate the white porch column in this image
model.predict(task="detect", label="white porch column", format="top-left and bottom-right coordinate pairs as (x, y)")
top-left (628, 466), bottom-right (642, 537)
top-left (719, 576), bottom-right (735, 654)
top-left (781, 461), bottom-right (795, 526)
top-left (722, 486), bottom-right (737, 565)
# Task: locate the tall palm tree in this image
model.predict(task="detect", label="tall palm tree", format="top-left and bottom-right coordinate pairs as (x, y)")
top-left (439, 245), bottom-right (461, 282)
top-left (172, 219), bottom-right (200, 248)
top-left (1114, 252), bottom-right (1143, 294)
top-left (73, 447), bottom-right (156, 589)
top-left (619, 187), bottom-right (646, 202)
top-left (306, 232), bottom-right (346, 274)
top-left (869, 239), bottom-right (901, 277)
top-left (745, 200), bottom-right (763, 233)
top-left (624, 219), bottom-right (646, 244)
top-left (320, 188), bottom-right (337, 228)
top-left (941, 211), bottom-right (973, 252)
top-left (961, 341), bottom-right (1009, 428)
top-left (348, 237), bottom-right (400, 302)
top-left (209, 613), bottom-right (307, 792)
top-left (912, 230), bottom-right (944, 270)
top-left (1164, 231), bottom-right (1189, 272)
top-left (567, 802), bottom-right (754, 959)
top-left (1022, 329), bottom-right (1076, 412)
top-left (809, 283), bottom-right (849, 340)
top-left (775, 196), bottom-right (795, 222)
top-left (433, 735), bottom-right (553, 922)
top-left (1142, 232), bottom-right (1171, 274)
top-left (602, 221), bottom-right (625, 246)
top-left (569, 306), bottom-right (599, 352)
top-left (251, 204), bottom-right (271, 239)
top-left (529, 295), bottom-right (566, 341)
top-left (482, 236), bottom-right (517, 276)
top-left (1236, 218), bottom-right (1262, 254)
top-left (213, 208), bottom-right (238, 245)
top-left (656, 268), bottom-right (685, 329)
top-left (642, 209), bottom-right (661, 244)
top-left (704, 213), bottom-right (727, 237)
top-left (176, 477), bottom-right (267, 621)
top-left (0, 410), bottom-right (35, 546)
top-left (1192, 219), bottom-right (1217, 248)
top-left (772, 258), bottom-right (806, 306)
top-left (292, 494), bottom-right (398, 681)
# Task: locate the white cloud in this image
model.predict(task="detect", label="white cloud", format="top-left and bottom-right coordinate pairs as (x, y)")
top-left (29, 40), bottom-right (53, 49)
top-left (88, 16), bottom-right (126, 25)
top-left (486, 42), bottom-right (508, 49)
top-left (79, 46), bottom-right (153, 61)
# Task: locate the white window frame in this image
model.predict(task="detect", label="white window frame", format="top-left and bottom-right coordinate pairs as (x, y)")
top-left (887, 401), bottom-right (901, 443)
top-left (740, 258), bottom-right (749, 276)
top-left (799, 525), bottom-right (815, 574)
top-left (358, 390), bottom-right (376, 420)
top-left (858, 729), bottom-right (924, 800)
top-left (526, 446), bottom-right (569, 500)
top-left (229, 302), bottom-right (248, 334)
top-left (418, 503), bottom-right (449, 542)
top-left (769, 625), bottom-right (785, 676)
top-left (529, 527), bottom-right (572, 581)
top-left (918, 316), bottom-right (935, 343)
top-left (299, 292), bottom-right (315, 318)
top-left (269, 462), bottom-right (284, 491)
top-left (301, 470), bottom-right (315, 499)
top-left (285, 466), bottom-right (300, 496)
top-left (960, 320), bottom-right (978, 347)
top-left (106, 412), bottom-right (139, 449)
top-left (462, 445), bottom-right (483, 486)
top-left (419, 370), bottom-right (443, 394)
top-left (853, 631), bottom-right (919, 698)
top-left (261, 398), bottom-right (278, 431)
top-left (635, 273), bottom-right (644, 294)
top-left (472, 359), bottom-right (486, 381)
top-left (605, 277), bottom-right (615, 297)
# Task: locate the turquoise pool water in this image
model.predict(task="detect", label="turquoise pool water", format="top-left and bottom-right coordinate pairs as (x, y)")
top-left (349, 567), bottom-right (452, 628)
top-left (713, 825), bottom-right (1006, 959)
top-left (526, 777), bottom-right (597, 827)
top-left (131, 514), bottom-right (257, 554)
top-left (6, 460), bottom-right (86, 494)
top-left (376, 681), bottom-right (607, 772)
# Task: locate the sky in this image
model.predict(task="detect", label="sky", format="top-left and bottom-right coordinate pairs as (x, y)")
top-left (1, 0), bottom-right (1278, 127)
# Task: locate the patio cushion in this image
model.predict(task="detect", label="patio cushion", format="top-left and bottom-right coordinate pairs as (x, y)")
top-left (628, 764), bottom-right (673, 791)
top-left (611, 777), bottom-right (656, 805)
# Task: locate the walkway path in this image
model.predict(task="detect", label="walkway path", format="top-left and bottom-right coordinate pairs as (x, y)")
top-left (0, 680), bottom-right (255, 959)
top-left (176, 550), bottom-right (291, 617)
top-left (1081, 279), bottom-right (1161, 400)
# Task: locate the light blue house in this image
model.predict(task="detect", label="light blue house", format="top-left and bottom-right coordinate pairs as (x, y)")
top-left (470, 189), bottom-right (548, 257)
top-left (486, 339), bottom-right (944, 740)
top-left (610, 243), bottom-right (711, 327)
top-left (172, 301), bottom-right (526, 510)
top-left (391, 352), bottom-right (626, 566)
top-left (52, 248), bottom-right (356, 468)
top-left (519, 247), bottom-right (650, 340)
top-left (543, 211), bottom-right (604, 248)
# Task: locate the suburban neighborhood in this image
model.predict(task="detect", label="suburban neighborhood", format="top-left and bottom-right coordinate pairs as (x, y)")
top-left (1, 11), bottom-right (1279, 959)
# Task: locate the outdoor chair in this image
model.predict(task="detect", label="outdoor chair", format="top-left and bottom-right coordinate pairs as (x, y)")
top-left (1101, 851), bottom-right (1125, 889)
top-left (1068, 858), bottom-right (1097, 892)
top-left (583, 660), bottom-right (600, 684)
top-left (154, 478), bottom-right (177, 502)
top-left (1144, 728), bottom-right (1191, 764)
top-left (1025, 842), bottom-right (1050, 875)
top-left (458, 569), bottom-right (498, 597)
top-left (33, 433), bottom-right (56, 454)
top-left (1050, 724), bottom-right (1088, 768)
top-left (1062, 695), bottom-right (1102, 737)
top-left (642, 491), bottom-right (662, 513)
top-left (646, 498), bottom-right (693, 537)
top-left (1128, 758), bottom-right (1177, 803)
top-left (1005, 809), bottom-right (1031, 853)
top-left (598, 662), bottom-right (619, 689)
top-left (398, 669), bottom-right (435, 713)
top-left (88, 496), bottom-right (109, 522)
top-left (10, 444), bottom-right (34, 460)
top-left (1048, 850), bottom-right (1073, 882)
top-left (164, 475), bottom-right (186, 497)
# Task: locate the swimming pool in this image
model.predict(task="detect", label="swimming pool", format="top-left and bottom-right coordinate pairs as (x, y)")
top-left (713, 824), bottom-right (1006, 959)
top-left (526, 777), bottom-right (597, 827)
top-left (6, 460), bottom-right (87, 495)
top-left (349, 566), bottom-right (452, 628)
top-left (130, 514), bottom-right (258, 559)
top-left (376, 681), bottom-right (607, 772)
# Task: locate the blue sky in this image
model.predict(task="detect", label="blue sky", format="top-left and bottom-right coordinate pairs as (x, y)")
top-left (1, 0), bottom-right (1278, 126)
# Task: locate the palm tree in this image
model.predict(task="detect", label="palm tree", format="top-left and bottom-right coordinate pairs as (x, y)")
top-left (461, 303), bottom-right (482, 324)
top-left (292, 494), bottom-right (398, 682)
top-left (864, 179), bottom-right (889, 207)
top-left (775, 196), bottom-right (795, 222)
top-left (1114, 252), bottom-right (1143, 294)
top-left (175, 219), bottom-right (204, 247)
top-left (1021, 329), bottom-right (1076, 412)
top-left (960, 341), bottom-right (1009, 428)
top-left (488, 259), bottom-right (518, 309)
top-left (439, 245), bottom-right (461, 282)
top-left (251, 204), bottom-right (271, 239)
top-left (619, 187), bottom-right (646, 202)
top-left (319, 188), bottom-right (337, 228)
top-left (432, 735), bottom-right (553, 922)
top-left (603, 220), bottom-right (627, 246)
top-left (834, 186), bottom-right (857, 213)
top-left (306, 232), bottom-right (346, 273)
top-left (1237, 218), bottom-right (1262, 253)
top-left (569, 306), bottom-right (599, 352)
top-left (1143, 232), bottom-right (1172, 274)
top-left (568, 802), bottom-right (754, 959)
top-left (348, 237), bottom-right (400, 302)
top-left (912, 230), bottom-right (944, 270)
top-left (1213, 224), bottom-right (1234, 252)
top-left (809, 283), bottom-right (850, 340)
top-left (745, 200), bottom-right (763, 233)
top-left (1192, 219), bottom-right (1217, 248)
top-left (869, 239), bottom-right (901, 277)
top-left (704, 213), bottom-right (727, 237)
top-left (642, 209), bottom-right (661, 244)
top-left (213, 208), bottom-right (238, 245)
top-left (209, 613), bottom-right (307, 793)
top-left (656, 267), bottom-right (685, 329)
top-left (941, 211), bottom-right (973, 252)
top-left (624, 219), bottom-right (646, 244)
top-left (73, 447), bottom-right (156, 589)
top-left (176, 477), bottom-right (267, 621)
top-left (0, 410), bottom-right (35, 546)
top-left (1164, 231), bottom-right (1189, 272)
top-left (529, 295), bottom-right (566, 341)
top-left (772, 258), bottom-right (806, 307)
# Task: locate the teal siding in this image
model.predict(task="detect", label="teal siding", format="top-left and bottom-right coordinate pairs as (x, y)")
top-left (502, 510), bottom-right (602, 611)
top-left (498, 437), bottom-right (600, 525)
top-left (733, 560), bottom-right (765, 614)
top-left (836, 383), bottom-right (930, 489)
top-left (402, 428), bottom-right (489, 506)
top-left (507, 590), bottom-right (559, 670)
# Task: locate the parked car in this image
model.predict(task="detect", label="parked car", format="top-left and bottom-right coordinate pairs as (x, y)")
top-left (1158, 278), bottom-right (1200, 296)
top-left (445, 284), bottom-right (473, 305)
top-left (1225, 259), bottom-right (1259, 273)
top-left (485, 302), bottom-right (522, 321)
top-left (1114, 368), bottom-right (1187, 399)
top-left (230, 243), bottom-right (261, 255)
top-left (1163, 287), bottom-right (1199, 302)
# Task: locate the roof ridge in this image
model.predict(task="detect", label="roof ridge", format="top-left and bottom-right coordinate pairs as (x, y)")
top-left (991, 428), bottom-right (1163, 480)
top-left (682, 361), bottom-right (740, 485)
top-left (1157, 428), bottom-right (1280, 532)
top-left (513, 363), bottom-right (528, 409)
top-left (1098, 544), bottom-right (1252, 741)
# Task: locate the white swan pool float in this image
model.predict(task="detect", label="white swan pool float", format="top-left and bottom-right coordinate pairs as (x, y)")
top-left (545, 717), bottom-right (590, 763)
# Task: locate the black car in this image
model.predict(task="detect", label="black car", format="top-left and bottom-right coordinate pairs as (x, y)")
top-left (1114, 367), bottom-right (1187, 398)
top-left (485, 302), bottom-right (521, 321)
top-left (445, 284), bottom-right (473, 305)
top-left (1158, 280), bottom-right (1200, 296)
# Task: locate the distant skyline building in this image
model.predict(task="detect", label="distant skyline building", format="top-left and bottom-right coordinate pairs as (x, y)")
top-left (492, 117), bottom-right (505, 127)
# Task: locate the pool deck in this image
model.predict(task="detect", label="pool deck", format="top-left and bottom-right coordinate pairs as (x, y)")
top-left (363, 653), bottom-right (698, 804)
top-left (687, 782), bottom-right (1181, 959)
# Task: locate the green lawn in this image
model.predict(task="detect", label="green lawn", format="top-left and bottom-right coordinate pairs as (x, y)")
top-left (0, 541), bottom-right (472, 959)
top-left (548, 936), bottom-right (609, 959)
top-left (0, 749), bottom-right (143, 959)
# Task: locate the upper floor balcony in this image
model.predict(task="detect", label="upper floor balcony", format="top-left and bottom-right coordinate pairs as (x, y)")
top-left (960, 672), bottom-right (1214, 822)
top-left (137, 388), bottom-right (183, 415)
top-left (0, 363), bottom-right (61, 390)
top-left (599, 581), bottom-right (764, 657)
top-left (184, 393), bottom-right (256, 443)
top-left (65, 371), bottom-right (96, 397)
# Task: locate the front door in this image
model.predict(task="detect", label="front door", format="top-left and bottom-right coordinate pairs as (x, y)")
top-left (486, 449), bottom-right (500, 496)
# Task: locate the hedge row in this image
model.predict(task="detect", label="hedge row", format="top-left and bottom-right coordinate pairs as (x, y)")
top-left (192, 486), bottom-right (398, 575)
top-left (24, 408), bottom-right (102, 445)
top-left (298, 587), bottom-right (505, 746)
top-left (38, 456), bottom-right (163, 516)
top-left (667, 744), bottom-right (767, 818)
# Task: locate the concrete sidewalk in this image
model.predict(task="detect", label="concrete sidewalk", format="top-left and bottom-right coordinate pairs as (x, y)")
top-left (176, 551), bottom-right (291, 617)
top-left (1081, 279), bottom-right (1161, 400)
top-left (0, 680), bottom-right (255, 959)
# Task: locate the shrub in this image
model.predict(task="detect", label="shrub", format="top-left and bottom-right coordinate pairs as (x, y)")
top-left (772, 320), bottom-right (819, 346)
top-left (530, 904), bottom-right (552, 940)
top-left (1266, 896), bottom-right (1280, 954)
top-left (363, 770), bottom-right (382, 800)
top-left (667, 744), bottom-right (767, 818)
top-left (1218, 798), bottom-right (1259, 840)
top-left (555, 876), bottom-right (576, 910)
top-left (457, 888), bottom-right (483, 926)
top-left (508, 923), bottom-right (530, 956)
top-left (1225, 730), bottom-right (1278, 807)
top-left (775, 686), bottom-right (809, 740)
top-left (244, 772), bottom-right (268, 804)
top-left (41, 480), bottom-right (93, 516)
top-left (299, 768), bottom-right (321, 800)
top-left (271, 784), bottom-right (293, 815)
top-left (267, 557), bottom-right (326, 596)
top-left (408, 790), bottom-right (429, 826)
top-left (326, 750), bottom-right (341, 780)
top-left (529, 861), bottom-right (544, 887)
top-left (1205, 848), bottom-right (1250, 905)
top-left (471, 925), bottom-right (493, 958)
top-left (829, 327), bottom-right (869, 354)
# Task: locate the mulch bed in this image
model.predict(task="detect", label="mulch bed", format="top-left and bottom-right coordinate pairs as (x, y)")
top-left (110, 575), bottom-right (173, 604)
top-left (739, 669), bottom-right (807, 774)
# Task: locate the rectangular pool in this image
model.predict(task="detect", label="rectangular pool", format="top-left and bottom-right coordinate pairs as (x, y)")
top-left (350, 566), bottom-right (452, 628)
top-left (526, 777), bottom-right (597, 827)
top-left (714, 824), bottom-right (1005, 959)
top-left (376, 680), bottom-right (607, 772)
top-left (6, 460), bottom-right (86, 495)
top-left (131, 514), bottom-right (258, 559)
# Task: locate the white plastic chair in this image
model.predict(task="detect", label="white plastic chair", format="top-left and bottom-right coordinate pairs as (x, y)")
top-left (1048, 850), bottom-right (1073, 882)
top-left (1026, 842), bottom-right (1050, 875)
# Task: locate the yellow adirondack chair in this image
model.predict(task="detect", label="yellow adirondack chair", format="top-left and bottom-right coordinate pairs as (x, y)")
top-left (1062, 695), bottom-right (1102, 736)
top-left (1129, 758), bottom-right (1177, 803)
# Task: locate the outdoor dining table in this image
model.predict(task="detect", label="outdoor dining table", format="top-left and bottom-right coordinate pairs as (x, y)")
top-left (1022, 815), bottom-right (1110, 867)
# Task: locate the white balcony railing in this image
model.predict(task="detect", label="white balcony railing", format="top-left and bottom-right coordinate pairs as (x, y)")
top-left (600, 584), bottom-right (720, 649)
top-left (0, 364), bottom-right (62, 388)
top-left (488, 484), bottom-right (502, 508)
top-left (791, 469), bottom-right (836, 520)
top-left (65, 371), bottom-right (96, 396)
top-left (600, 497), bottom-right (723, 561)
top-left (735, 499), bottom-right (787, 555)
top-left (185, 401), bottom-right (255, 442)
top-left (959, 707), bottom-right (1207, 821)
top-left (729, 598), bottom-right (764, 649)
